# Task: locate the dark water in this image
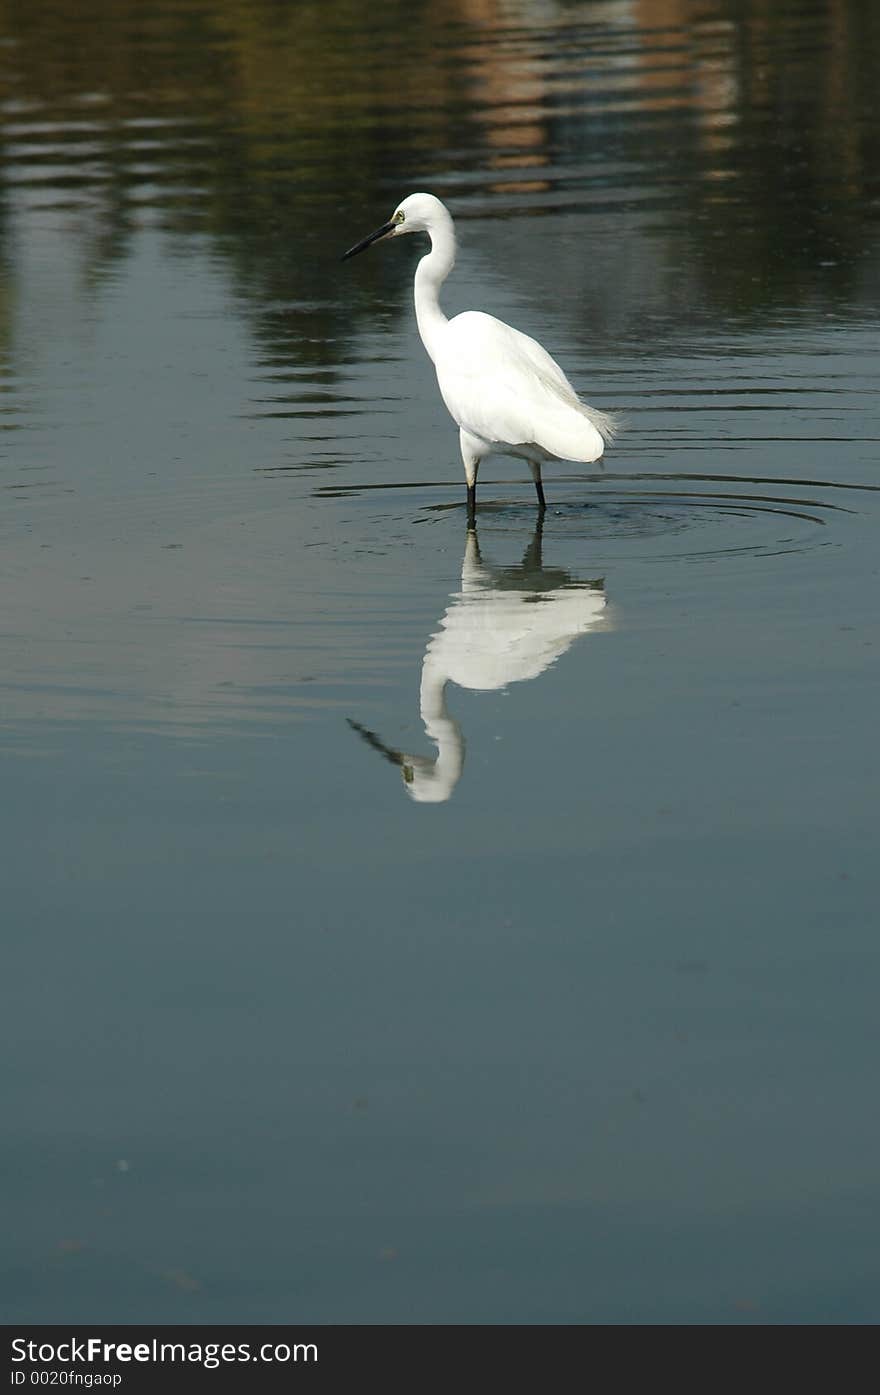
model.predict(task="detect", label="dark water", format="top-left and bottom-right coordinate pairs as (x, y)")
top-left (2, 0), bottom-right (879, 1323)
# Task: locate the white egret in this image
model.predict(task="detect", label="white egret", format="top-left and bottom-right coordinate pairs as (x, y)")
top-left (349, 521), bottom-right (610, 802)
top-left (343, 192), bottom-right (617, 524)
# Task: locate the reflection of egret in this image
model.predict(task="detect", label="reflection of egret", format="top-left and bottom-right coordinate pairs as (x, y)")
top-left (349, 521), bottom-right (610, 803)
top-left (343, 192), bottom-right (617, 524)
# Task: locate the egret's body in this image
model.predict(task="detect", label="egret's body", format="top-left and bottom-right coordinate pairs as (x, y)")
top-left (349, 525), bottom-right (610, 802)
top-left (343, 193), bottom-right (616, 522)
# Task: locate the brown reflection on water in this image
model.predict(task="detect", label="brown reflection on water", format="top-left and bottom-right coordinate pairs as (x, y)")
top-left (453, 0), bottom-right (551, 195)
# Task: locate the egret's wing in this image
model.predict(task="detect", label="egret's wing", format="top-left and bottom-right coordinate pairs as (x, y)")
top-left (430, 581), bottom-right (609, 689)
top-left (437, 312), bottom-right (615, 460)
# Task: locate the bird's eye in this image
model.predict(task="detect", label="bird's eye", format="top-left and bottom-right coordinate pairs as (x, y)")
top-left (393, 211), bottom-right (405, 224)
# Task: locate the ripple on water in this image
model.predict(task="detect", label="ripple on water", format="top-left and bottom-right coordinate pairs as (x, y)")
top-left (316, 471), bottom-right (870, 567)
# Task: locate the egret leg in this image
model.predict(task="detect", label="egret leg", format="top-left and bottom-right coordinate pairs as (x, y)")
top-left (528, 460), bottom-right (546, 511)
top-left (522, 514), bottom-right (544, 572)
top-left (460, 428), bottom-right (482, 528)
top-left (463, 527), bottom-right (482, 568)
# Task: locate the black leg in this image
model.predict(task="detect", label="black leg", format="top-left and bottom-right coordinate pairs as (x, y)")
top-left (522, 513), bottom-right (544, 572)
top-left (535, 477), bottom-right (546, 511)
top-left (466, 481), bottom-right (476, 528)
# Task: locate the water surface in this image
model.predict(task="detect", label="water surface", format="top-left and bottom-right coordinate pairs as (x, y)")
top-left (2, 0), bottom-right (879, 1323)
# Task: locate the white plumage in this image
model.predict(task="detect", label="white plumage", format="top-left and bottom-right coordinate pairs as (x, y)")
top-left (343, 192), bottom-right (616, 521)
top-left (349, 527), bottom-right (610, 802)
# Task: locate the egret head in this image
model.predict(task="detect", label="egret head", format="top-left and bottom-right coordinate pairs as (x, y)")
top-left (346, 716), bottom-right (461, 803)
top-left (342, 192), bottom-right (450, 260)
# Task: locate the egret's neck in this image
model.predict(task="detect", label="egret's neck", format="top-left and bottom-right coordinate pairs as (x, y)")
top-left (413, 212), bottom-right (456, 363)
top-left (416, 654), bottom-right (464, 800)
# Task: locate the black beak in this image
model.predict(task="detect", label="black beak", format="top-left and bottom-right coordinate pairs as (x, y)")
top-left (341, 220), bottom-right (396, 262)
top-left (347, 718), bottom-right (404, 766)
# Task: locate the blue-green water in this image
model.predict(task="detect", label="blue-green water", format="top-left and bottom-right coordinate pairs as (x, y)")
top-left (2, 0), bottom-right (879, 1323)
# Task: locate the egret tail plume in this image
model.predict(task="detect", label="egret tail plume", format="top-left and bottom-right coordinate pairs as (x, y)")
top-left (580, 402), bottom-right (621, 445)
